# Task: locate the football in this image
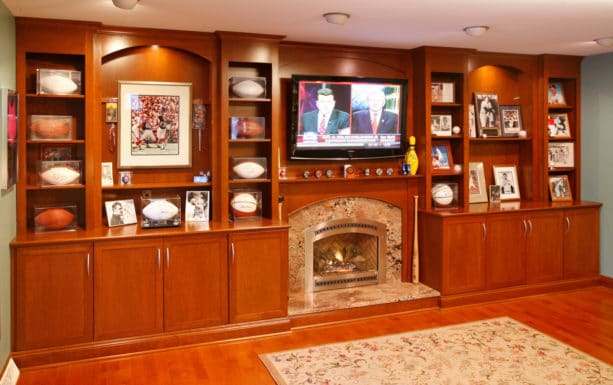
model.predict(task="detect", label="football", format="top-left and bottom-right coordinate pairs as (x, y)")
top-left (236, 118), bottom-right (265, 139)
top-left (31, 117), bottom-right (71, 139)
top-left (40, 74), bottom-right (79, 94)
top-left (432, 183), bottom-right (454, 206)
top-left (34, 208), bottom-right (75, 230)
top-left (230, 193), bottom-right (258, 217)
top-left (142, 199), bottom-right (179, 221)
top-left (231, 79), bottom-right (265, 98)
top-left (232, 161), bottom-right (266, 179)
top-left (40, 166), bottom-right (81, 185)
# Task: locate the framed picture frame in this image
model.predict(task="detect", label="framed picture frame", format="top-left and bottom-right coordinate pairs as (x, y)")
top-left (118, 81), bottom-right (192, 168)
top-left (474, 92), bottom-right (501, 137)
top-left (431, 82), bottom-right (454, 103)
top-left (468, 162), bottom-right (488, 203)
top-left (489, 185), bottom-right (501, 203)
top-left (431, 114), bottom-right (452, 136)
top-left (547, 113), bottom-right (571, 138)
top-left (101, 162), bottom-right (114, 186)
top-left (431, 141), bottom-right (453, 170)
top-left (548, 142), bottom-right (574, 168)
top-left (548, 82), bottom-right (566, 105)
top-left (105, 199), bottom-right (138, 227)
top-left (499, 105), bottom-right (523, 137)
top-left (185, 190), bottom-right (210, 222)
top-left (1, 88), bottom-right (18, 190)
top-left (548, 175), bottom-right (573, 202)
top-left (493, 164), bottom-right (520, 200)
top-left (468, 104), bottom-right (477, 138)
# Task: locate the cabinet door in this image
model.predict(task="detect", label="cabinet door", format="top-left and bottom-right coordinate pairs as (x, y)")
top-left (229, 229), bottom-right (288, 323)
top-left (13, 243), bottom-right (93, 350)
top-left (485, 214), bottom-right (526, 289)
top-left (526, 211), bottom-right (564, 283)
top-left (443, 217), bottom-right (486, 295)
top-left (94, 239), bottom-right (163, 340)
top-left (164, 235), bottom-right (228, 331)
top-left (564, 208), bottom-right (600, 278)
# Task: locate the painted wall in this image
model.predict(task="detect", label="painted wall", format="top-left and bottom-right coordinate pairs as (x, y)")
top-left (0, 0), bottom-right (16, 366)
top-left (581, 52), bottom-right (613, 278)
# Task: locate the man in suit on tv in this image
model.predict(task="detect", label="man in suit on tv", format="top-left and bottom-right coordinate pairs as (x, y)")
top-left (301, 88), bottom-right (350, 135)
top-left (351, 89), bottom-right (399, 134)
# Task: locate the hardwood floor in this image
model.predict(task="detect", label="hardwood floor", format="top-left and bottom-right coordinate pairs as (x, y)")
top-left (17, 286), bottom-right (613, 385)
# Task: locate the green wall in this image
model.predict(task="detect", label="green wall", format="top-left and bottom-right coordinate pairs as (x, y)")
top-left (582, 52), bottom-right (613, 278)
top-left (0, 0), bottom-right (16, 366)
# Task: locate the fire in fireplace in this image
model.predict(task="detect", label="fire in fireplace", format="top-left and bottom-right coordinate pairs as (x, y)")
top-left (304, 218), bottom-right (387, 292)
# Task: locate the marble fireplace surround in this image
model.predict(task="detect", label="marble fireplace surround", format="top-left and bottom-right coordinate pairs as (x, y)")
top-left (288, 196), bottom-right (439, 316)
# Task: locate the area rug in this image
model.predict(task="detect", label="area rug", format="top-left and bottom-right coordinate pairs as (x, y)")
top-left (259, 317), bottom-right (612, 385)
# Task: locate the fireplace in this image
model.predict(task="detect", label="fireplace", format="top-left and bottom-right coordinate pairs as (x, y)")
top-left (305, 218), bottom-right (387, 292)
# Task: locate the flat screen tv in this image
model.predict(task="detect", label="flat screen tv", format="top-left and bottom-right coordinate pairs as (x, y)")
top-left (289, 74), bottom-right (408, 160)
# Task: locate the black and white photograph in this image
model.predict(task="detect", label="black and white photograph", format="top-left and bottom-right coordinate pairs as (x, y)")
top-left (105, 199), bottom-right (137, 227)
top-left (548, 142), bottom-right (574, 168)
top-left (493, 165), bottom-right (521, 200)
top-left (548, 113), bottom-right (571, 138)
top-left (499, 105), bottom-right (522, 137)
top-left (431, 114), bottom-right (452, 136)
top-left (185, 190), bottom-right (210, 222)
top-left (548, 175), bottom-right (573, 202)
top-left (474, 92), bottom-right (501, 137)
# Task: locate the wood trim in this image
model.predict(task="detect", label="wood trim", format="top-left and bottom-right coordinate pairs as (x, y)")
top-left (600, 275), bottom-right (613, 289)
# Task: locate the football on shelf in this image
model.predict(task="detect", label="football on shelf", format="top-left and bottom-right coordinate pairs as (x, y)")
top-left (31, 117), bottom-right (71, 139)
top-left (236, 118), bottom-right (265, 139)
top-left (40, 166), bottom-right (80, 185)
top-left (34, 208), bottom-right (75, 230)
top-left (232, 161), bottom-right (266, 179)
top-left (431, 183), bottom-right (454, 206)
top-left (230, 193), bottom-right (259, 217)
top-left (39, 74), bottom-right (79, 94)
top-left (142, 199), bottom-right (179, 221)
top-left (231, 79), bottom-right (265, 98)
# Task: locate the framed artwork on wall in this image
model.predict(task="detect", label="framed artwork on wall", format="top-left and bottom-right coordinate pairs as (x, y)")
top-left (117, 81), bottom-right (192, 168)
top-left (493, 164), bottom-right (520, 201)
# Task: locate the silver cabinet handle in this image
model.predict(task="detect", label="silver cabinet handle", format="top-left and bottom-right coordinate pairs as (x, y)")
top-left (166, 247), bottom-right (170, 270)
top-left (528, 219), bottom-right (533, 236)
top-left (157, 248), bottom-right (161, 270)
top-left (86, 253), bottom-right (91, 277)
top-left (522, 219), bottom-right (528, 237)
top-left (231, 242), bottom-right (235, 264)
top-left (482, 223), bottom-right (487, 240)
top-left (565, 216), bottom-right (571, 233)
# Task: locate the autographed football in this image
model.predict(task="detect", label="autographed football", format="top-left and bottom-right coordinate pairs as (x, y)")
top-left (34, 208), bottom-right (75, 230)
top-left (31, 117), bottom-right (71, 139)
top-left (230, 193), bottom-right (258, 217)
top-left (39, 74), bottom-right (79, 94)
top-left (236, 118), bottom-right (265, 139)
top-left (231, 79), bottom-right (265, 98)
top-left (232, 161), bottom-right (266, 179)
top-left (142, 199), bottom-right (179, 221)
top-left (40, 166), bottom-right (81, 185)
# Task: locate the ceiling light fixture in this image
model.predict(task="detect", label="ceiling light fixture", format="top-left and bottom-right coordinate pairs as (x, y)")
top-left (112, 0), bottom-right (139, 10)
top-left (323, 12), bottom-right (350, 25)
top-left (594, 37), bottom-right (613, 47)
top-left (463, 26), bottom-right (490, 37)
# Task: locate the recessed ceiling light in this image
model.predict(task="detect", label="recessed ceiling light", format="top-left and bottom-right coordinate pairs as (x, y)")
top-left (594, 37), bottom-right (613, 47)
top-left (463, 26), bottom-right (490, 37)
top-left (112, 0), bottom-right (139, 10)
top-left (323, 13), bottom-right (350, 25)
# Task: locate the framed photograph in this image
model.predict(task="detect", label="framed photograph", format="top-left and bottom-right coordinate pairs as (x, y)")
top-left (489, 185), bottom-right (501, 203)
top-left (185, 190), bottom-right (210, 222)
top-left (493, 165), bottom-right (520, 200)
top-left (548, 113), bottom-right (571, 138)
top-left (431, 141), bottom-right (453, 170)
top-left (118, 81), bottom-right (192, 168)
top-left (1, 88), bottom-right (18, 189)
top-left (468, 162), bottom-right (488, 203)
top-left (40, 144), bottom-right (72, 161)
top-left (101, 162), bottom-right (114, 186)
top-left (548, 142), bottom-right (574, 168)
top-left (431, 114), bottom-right (452, 136)
top-left (105, 100), bottom-right (118, 123)
top-left (431, 82), bottom-right (454, 103)
top-left (548, 82), bottom-right (566, 105)
top-left (468, 104), bottom-right (476, 138)
top-left (499, 105), bottom-right (523, 137)
top-left (474, 92), bottom-right (501, 137)
top-left (548, 175), bottom-right (573, 202)
top-left (105, 199), bottom-right (138, 227)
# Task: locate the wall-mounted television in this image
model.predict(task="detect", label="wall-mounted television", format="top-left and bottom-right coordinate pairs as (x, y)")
top-left (289, 74), bottom-right (408, 160)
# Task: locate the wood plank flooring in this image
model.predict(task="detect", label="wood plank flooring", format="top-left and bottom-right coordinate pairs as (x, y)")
top-left (16, 286), bottom-right (613, 385)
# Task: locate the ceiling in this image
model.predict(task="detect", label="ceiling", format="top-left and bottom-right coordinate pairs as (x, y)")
top-left (3, 0), bottom-right (613, 57)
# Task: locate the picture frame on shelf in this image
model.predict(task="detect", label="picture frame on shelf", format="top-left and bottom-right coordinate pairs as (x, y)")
top-left (431, 82), bottom-right (454, 103)
top-left (474, 92), bottom-right (501, 137)
top-left (431, 114), bottom-right (452, 136)
top-left (548, 175), bottom-right (573, 202)
top-left (101, 162), bottom-right (114, 186)
top-left (1, 88), bottom-right (18, 190)
top-left (548, 113), bottom-right (571, 138)
top-left (468, 162), bottom-right (488, 203)
top-left (468, 104), bottom-right (477, 138)
top-left (493, 164), bottom-right (520, 201)
top-left (499, 105), bottom-right (523, 137)
top-left (548, 82), bottom-right (566, 105)
top-left (489, 185), bottom-right (501, 203)
top-left (548, 142), bottom-right (574, 168)
top-left (104, 199), bottom-right (138, 227)
top-left (431, 141), bottom-right (453, 170)
top-left (185, 190), bottom-right (210, 222)
top-left (117, 81), bottom-right (192, 168)
top-left (40, 144), bottom-right (72, 161)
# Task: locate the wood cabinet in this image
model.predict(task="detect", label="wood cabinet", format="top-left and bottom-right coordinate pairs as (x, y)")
top-left (563, 207), bottom-right (600, 278)
top-left (229, 229), bottom-right (288, 323)
top-left (12, 243), bottom-right (93, 350)
top-left (485, 214), bottom-right (526, 289)
top-left (526, 210), bottom-right (564, 283)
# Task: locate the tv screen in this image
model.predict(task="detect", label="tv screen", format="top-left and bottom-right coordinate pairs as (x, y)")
top-left (289, 74), bottom-right (408, 160)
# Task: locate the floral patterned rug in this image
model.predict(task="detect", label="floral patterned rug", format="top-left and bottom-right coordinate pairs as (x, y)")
top-left (260, 317), bottom-right (612, 385)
